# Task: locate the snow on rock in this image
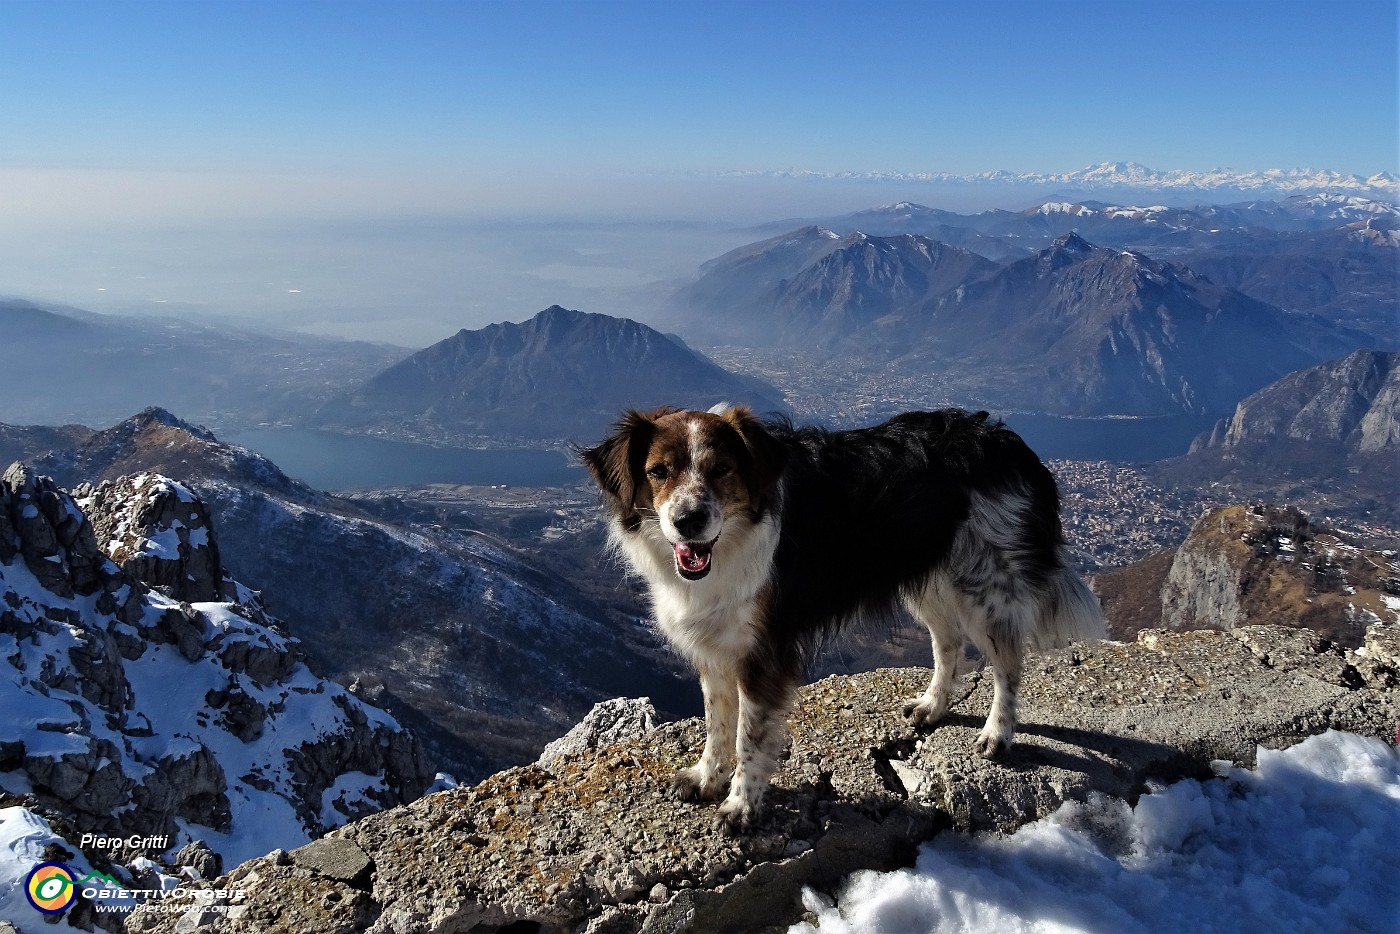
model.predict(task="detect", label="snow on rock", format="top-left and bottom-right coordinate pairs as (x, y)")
top-left (792, 730), bottom-right (1400, 934)
top-left (0, 463), bottom-right (432, 928)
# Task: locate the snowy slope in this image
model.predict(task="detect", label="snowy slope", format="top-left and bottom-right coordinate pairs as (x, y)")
top-left (0, 464), bottom-right (430, 930)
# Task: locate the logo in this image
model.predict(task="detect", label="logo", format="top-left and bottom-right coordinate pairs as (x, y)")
top-left (25, 862), bottom-right (78, 914)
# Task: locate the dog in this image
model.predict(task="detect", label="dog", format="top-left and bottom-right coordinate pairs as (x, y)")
top-left (580, 404), bottom-right (1104, 833)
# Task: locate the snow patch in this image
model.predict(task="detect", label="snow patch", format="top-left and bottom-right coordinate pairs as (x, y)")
top-left (793, 731), bottom-right (1400, 934)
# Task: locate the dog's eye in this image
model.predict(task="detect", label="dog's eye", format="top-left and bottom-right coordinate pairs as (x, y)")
top-left (646, 463), bottom-right (670, 480)
top-left (711, 462), bottom-right (733, 479)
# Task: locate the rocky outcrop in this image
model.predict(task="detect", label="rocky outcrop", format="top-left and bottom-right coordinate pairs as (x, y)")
top-left (127, 621), bottom-right (1396, 934)
top-left (1191, 349), bottom-right (1400, 454)
top-left (1161, 504), bottom-right (1400, 646)
top-left (0, 465), bottom-right (433, 876)
top-left (79, 472), bottom-right (229, 603)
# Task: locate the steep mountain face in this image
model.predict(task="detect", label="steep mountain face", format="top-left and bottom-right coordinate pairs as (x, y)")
top-left (905, 234), bottom-right (1358, 414)
top-left (0, 464), bottom-right (432, 877)
top-left (1191, 350), bottom-right (1399, 454)
top-left (0, 298), bottom-right (405, 431)
top-left (315, 306), bottom-right (785, 441)
top-left (9, 409), bottom-right (693, 780)
top-left (672, 226), bottom-right (849, 331)
top-left (766, 233), bottom-right (1000, 347)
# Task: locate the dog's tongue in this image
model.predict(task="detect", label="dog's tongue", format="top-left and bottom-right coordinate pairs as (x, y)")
top-left (674, 541), bottom-right (712, 573)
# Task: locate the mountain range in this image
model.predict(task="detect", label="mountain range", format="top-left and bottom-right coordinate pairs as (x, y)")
top-left (727, 161), bottom-right (1398, 198)
top-left (745, 195), bottom-right (1398, 345)
top-left (673, 226), bottom-right (1365, 415)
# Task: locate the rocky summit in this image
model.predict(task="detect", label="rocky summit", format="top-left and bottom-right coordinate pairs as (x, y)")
top-left (127, 621), bottom-right (1396, 934)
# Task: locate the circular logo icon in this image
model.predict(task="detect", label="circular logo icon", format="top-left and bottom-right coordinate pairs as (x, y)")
top-left (25, 862), bottom-right (77, 914)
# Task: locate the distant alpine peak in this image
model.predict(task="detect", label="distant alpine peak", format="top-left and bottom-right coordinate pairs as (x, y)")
top-left (1035, 201), bottom-right (1096, 216)
top-left (874, 201), bottom-right (933, 213)
top-left (1050, 231), bottom-right (1096, 252)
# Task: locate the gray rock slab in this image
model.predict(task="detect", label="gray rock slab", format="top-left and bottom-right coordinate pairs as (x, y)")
top-left (125, 623), bottom-right (1397, 934)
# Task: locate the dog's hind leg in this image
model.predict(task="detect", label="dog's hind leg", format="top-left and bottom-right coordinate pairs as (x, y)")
top-left (670, 661), bottom-right (738, 802)
top-left (902, 585), bottom-right (964, 729)
top-left (967, 617), bottom-right (1026, 760)
top-left (716, 662), bottom-right (796, 835)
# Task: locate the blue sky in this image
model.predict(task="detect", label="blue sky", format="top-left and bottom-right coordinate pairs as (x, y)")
top-left (2, 0), bottom-right (1395, 195)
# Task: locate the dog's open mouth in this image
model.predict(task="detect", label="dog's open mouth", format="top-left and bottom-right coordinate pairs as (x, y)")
top-left (673, 539), bottom-right (716, 581)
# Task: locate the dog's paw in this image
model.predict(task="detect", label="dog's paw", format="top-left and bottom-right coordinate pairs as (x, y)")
top-left (902, 694), bottom-right (948, 729)
top-left (715, 797), bottom-right (758, 836)
top-left (668, 767), bottom-right (725, 802)
top-left (973, 729), bottom-right (1011, 760)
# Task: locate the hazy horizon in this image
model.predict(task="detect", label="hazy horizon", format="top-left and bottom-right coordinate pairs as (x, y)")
top-left (2, 0), bottom-right (1395, 347)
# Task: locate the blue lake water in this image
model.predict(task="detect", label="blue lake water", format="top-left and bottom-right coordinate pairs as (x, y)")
top-left (228, 414), bottom-right (1215, 491)
top-left (226, 429), bottom-right (581, 491)
top-left (997, 412), bottom-right (1219, 462)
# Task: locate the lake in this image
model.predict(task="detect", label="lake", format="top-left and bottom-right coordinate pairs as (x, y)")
top-left (228, 414), bottom-right (1216, 492)
top-left (226, 429), bottom-right (581, 491)
top-left (998, 412), bottom-right (1219, 462)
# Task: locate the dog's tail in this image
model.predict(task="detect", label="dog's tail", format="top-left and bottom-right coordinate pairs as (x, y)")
top-left (1031, 565), bottom-right (1107, 652)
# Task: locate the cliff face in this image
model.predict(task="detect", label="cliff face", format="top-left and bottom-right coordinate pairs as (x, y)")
top-left (0, 464), bottom-right (432, 877)
top-left (1191, 349), bottom-right (1400, 454)
top-left (127, 621), bottom-right (1397, 934)
top-left (1161, 504), bottom-right (1399, 646)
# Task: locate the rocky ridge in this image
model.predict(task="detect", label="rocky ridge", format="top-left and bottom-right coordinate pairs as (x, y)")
top-left (127, 620), bottom-right (1396, 934)
top-left (1161, 504), bottom-right (1400, 646)
top-left (0, 463), bottom-right (432, 880)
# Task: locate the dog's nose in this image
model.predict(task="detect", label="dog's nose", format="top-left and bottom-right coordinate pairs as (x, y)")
top-left (673, 509), bottom-right (710, 539)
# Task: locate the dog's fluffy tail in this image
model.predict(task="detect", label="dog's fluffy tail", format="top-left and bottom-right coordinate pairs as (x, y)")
top-left (1031, 565), bottom-right (1107, 652)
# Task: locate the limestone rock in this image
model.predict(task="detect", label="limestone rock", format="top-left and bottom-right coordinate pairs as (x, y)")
top-left (536, 697), bottom-right (658, 771)
top-left (126, 621), bottom-right (1396, 934)
top-left (290, 838), bottom-right (373, 888)
top-left (1192, 349), bottom-right (1399, 453)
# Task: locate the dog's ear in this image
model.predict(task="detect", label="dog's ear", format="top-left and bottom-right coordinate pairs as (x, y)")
top-left (578, 409), bottom-right (665, 529)
top-left (721, 406), bottom-right (788, 508)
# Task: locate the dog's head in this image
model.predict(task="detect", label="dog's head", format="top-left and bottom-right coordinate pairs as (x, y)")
top-left (580, 406), bottom-right (786, 581)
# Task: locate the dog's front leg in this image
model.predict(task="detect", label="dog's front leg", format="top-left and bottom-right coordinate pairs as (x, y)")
top-left (716, 670), bottom-right (795, 835)
top-left (670, 661), bottom-right (738, 802)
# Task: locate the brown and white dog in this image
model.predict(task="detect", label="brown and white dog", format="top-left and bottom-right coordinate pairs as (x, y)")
top-left (580, 404), bottom-right (1103, 833)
